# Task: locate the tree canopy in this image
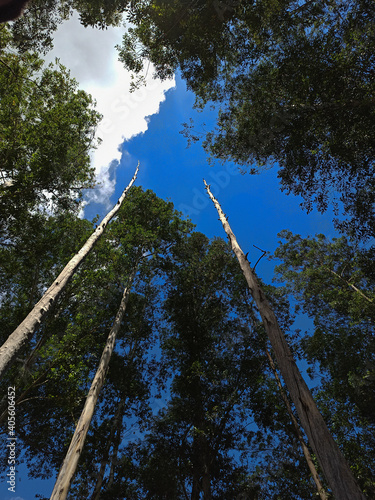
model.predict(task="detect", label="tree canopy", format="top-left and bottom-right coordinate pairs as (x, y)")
top-left (0, 25), bottom-right (101, 240)
top-left (6, 1), bottom-right (375, 238)
top-left (116, 0), bottom-right (375, 239)
top-left (274, 230), bottom-right (375, 496)
top-left (0, 2), bottom-right (374, 498)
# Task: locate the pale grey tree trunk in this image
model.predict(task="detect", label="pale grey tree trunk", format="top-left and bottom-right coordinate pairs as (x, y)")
top-left (0, 163), bottom-right (139, 381)
top-left (90, 396), bottom-right (126, 500)
top-left (106, 413), bottom-right (122, 492)
top-left (265, 349), bottom-right (328, 500)
top-left (50, 262), bottom-right (139, 500)
top-left (203, 179), bottom-right (366, 500)
top-left (95, 332), bottom-right (138, 500)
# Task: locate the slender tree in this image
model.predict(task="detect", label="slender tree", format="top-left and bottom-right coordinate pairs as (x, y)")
top-left (44, 187), bottom-right (192, 499)
top-left (274, 230), bottom-right (375, 496)
top-left (50, 261), bottom-right (139, 500)
top-left (0, 163), bottom-right (139, 380)
top-left (89, 395), bottom-right (126, 500)
top-left (203, 179), bottom-right (366, 500)
top-left (265, 348), bottom-right (328, 500)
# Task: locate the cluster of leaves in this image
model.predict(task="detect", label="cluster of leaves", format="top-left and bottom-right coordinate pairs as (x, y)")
top-left (5, 1), bottom-right (374, 239)
top-left (0, 25), bottom-right (101, 240)
top-left (6, 0), bottom-right (127, 54)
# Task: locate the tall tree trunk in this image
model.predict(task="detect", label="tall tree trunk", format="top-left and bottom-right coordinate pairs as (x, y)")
top-left (201, 451), bottom-right (212, 500)
top-left (265, 349), bottom-right (328, 500)
top-left (191, 458), bottom-right (201, 500)
top-left (90, 395), bottom-right (126, 500)
top-left (0, 163), bottom-right (139, 381)
top-left (91, 277), bottom-right (147, 499)
top-left (106, 409), bottom-right (123, 492)
top-left (203, 180), bottom-right (367, 500)
top-left (50, 262), bottom-right (139, 500)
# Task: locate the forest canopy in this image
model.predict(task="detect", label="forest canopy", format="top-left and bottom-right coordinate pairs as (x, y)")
top-left (0, 1), bottom-right (374, 499)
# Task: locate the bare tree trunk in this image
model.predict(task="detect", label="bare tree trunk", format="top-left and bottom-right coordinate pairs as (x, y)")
top-left (203, 180), bottom-right (366, 500)
top-left (106, 414), bottom-right (122, 492)
top-left (0, 163), bottom-right (139, 381)
top-left (191, 468), bottom-right (200, 500)
top-left (50, 262), bottom-right (139, 500)
top-left (90, 395), bottom-right (126, 500)
top-left (201, 460), bottom-right (212, 500)
top-left (265, 349), bottom-right (328, 500)
top-left (91, 291), bottom-right (147, 498)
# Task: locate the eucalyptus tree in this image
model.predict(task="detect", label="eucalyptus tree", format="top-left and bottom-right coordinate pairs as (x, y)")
top-left (274, 230), bottom-right (375, 497)
top-left (0, 22), bottom-right (126, 378)
top-left (0, 220), bottom-right (112, 480)
top-left (204, 181), bottom-right (367, 500)
top-left (50, 265), bottom-right (139, 500)
top-left (0, 187), bottom-right (192, 497)
top-left (0, 164), bottom-right (139, 380)
top-left (0, 212), bottom-right (96, 461)
top-left (50, 186), bottom-right (192, 499)
top-left (101, 232), bottom-right (313, 499)
top-left (0, 264), bottom-right (154, 492)
top-left (264, 349), bottom-right (328, 500)
top-left (0, 212), bottom-right (93, 345)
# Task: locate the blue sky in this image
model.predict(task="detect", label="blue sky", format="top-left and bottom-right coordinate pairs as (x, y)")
top-left (85, 73), bottom-right (337, 285)
top-left (8, 13), bottom-right (341, 500)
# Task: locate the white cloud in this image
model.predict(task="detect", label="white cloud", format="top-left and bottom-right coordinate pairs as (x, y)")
top-left (44, 12), bottom-right (175, 209)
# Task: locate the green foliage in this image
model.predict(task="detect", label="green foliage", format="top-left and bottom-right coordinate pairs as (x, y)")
top-left (99, 233), bottom-right (310, 499)
top-left (5, 0), bottom-right (127, 54)
top-left (274, 230), bottom-right (375, 321)
top-left (6, 0), bottom-right (70, 54)
top-left (274, 230), bottom-right (375, 496)
top-left (117, 0), bottom-right (375, 239)
top-left (7, 1), bottom-right (374, 236)
top-left (0, 27), bottom-right (101, 236)
top-left (2, 188), bottom-right (370, 497)
top-left (71, 0), bottom-right (127, 29)
top-left (0, 213), bottom-right (97, 479)
top-left (6, 2), bottom-right (374, 236)
top-left (0, 187), bottom-right (193, 495)
top-left (0, 212), bottom-right (94, 342)
top-left (0, 2), bottom-right (372, 493)
top-left (274, 231), bottom-right (375, 415)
